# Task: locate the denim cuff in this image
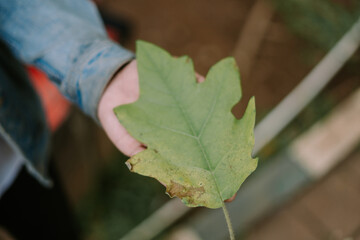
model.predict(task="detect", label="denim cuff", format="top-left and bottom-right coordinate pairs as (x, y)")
top-left (64, 39), bottom-right (134, 122)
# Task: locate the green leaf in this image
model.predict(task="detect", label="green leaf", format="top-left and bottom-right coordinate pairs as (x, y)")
top-left (114, 40), bottom-right (258, 209)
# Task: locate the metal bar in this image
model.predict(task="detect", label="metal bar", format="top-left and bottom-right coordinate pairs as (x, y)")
top-left (253, 15), bottom-right (360, 154)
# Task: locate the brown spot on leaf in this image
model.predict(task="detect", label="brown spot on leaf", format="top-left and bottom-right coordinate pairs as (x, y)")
top-left (166, 181), bottom-right (205, 200)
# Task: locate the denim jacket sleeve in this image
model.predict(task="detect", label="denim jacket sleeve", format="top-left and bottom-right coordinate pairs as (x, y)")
top-left (0, 0), bottom-right (134, 121)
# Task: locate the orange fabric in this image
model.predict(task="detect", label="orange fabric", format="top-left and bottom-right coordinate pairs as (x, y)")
top-left (27, 66), bottom-right (70, 132)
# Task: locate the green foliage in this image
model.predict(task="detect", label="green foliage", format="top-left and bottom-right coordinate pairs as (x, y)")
top-left (114, 41), bottom-right (257, 209)
top-left (273, 0), bottom-right (360, 50)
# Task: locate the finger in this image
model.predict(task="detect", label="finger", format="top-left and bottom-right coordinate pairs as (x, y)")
top-left (119, 133), bottom-right (146, 157)
top-left (129, 143), bottom-right (147, 157)
top-left (195, 72), bottom-right (205, 83)
top-left (108, 121), bottom-right (144, 157)
top-left (100, 105), bottom-right (145, 156)
top-left (98, 60), bottom-right (146, 157)
top-left (225, 193), bottom-right (237, 202)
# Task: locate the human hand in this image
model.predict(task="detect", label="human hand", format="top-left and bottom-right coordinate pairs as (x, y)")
top-left (98, 59), bottom-right (236, 202)
top-left (98, 60), bottom-right (145, 156)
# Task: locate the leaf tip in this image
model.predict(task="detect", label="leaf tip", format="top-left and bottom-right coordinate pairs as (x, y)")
top-left (249, 96), bottom-right (256, 110)
top-left (125, 156), bottom-right (142, 172)
top-left (253, 157), bottom-right (259, 170)
top-left (125, 161), bottom-right (133, 171)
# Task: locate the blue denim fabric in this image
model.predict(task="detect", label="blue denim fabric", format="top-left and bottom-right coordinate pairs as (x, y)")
top-left (0, 0), bottom-right (134, 184)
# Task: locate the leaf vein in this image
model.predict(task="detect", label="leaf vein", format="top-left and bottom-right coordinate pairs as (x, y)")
top-left (142, 48), bottom-right (225, 202)
top-left (154, 124), bottom-right (198, 139)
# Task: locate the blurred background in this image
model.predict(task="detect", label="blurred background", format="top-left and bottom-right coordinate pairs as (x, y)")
top-left (26, 0), bottom-right (360, 239)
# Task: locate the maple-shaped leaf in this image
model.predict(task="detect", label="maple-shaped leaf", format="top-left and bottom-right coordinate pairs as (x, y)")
top-left (114, 41), bottom-right (257, 209)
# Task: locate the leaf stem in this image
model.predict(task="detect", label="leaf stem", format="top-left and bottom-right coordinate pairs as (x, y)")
top-left (221, 202), bottom-right (235, 240)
